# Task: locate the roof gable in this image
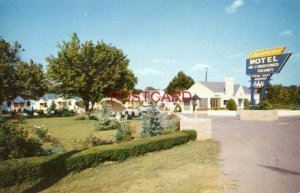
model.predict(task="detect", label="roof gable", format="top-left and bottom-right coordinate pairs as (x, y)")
top-left (200, 81), bottom-right (225, 93)
top-left (188, 82), bottom-right (215, 97)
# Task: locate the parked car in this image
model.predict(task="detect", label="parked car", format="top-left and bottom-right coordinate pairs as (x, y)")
top-left (121, 108), bottom-right (141, 119)
top-left (139, 105), bottom-right (159, 114)
top-left (110, 107), bottom-right (141, 119)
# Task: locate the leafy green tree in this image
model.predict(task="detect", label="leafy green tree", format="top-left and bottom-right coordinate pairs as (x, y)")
top-left (145, 86), bottom-right (156, 91)
top-left (265, 84), bottom-right (300, 108)
top-left (47, 33), bottom-right (137, 119)
top-left (0, 38), bottom-right (47, 116)
top-left (0, 38), bottom-right (22, 116)
top-left (15, 60), bottom-right (48, 99)
top-left (141, 105), bottom-right (163, 137)
top-left (226, 99), bottom-right (237, 111)
top-left (165, 71), bottom-right (194, 94)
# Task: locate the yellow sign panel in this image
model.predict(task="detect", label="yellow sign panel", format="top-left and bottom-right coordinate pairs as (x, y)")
top-left (248, 46), bottom-right (286, 59)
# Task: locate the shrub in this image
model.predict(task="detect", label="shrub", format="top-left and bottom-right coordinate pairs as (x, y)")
top-left (226, 99), bottom-right (237, 111)
top-left (37, 110), bottom-right (44, 116)
top-left (0, 132), bottom-right (192, 187)
top-left (141, 105), bottom-right (163, 137)
top-left (94, 105), bottom-right (121, 131)
top-left (49, 102), bottom-right (57, 112)
top-left (115, 121), bottom-right (132, 142)
top-left (250, 100), bottom-right (273, 110)
top-left (54, 108), bottom-right (75, 117)
top-left (174, 103), bottom-right (182, 112)
top-left (42, 147), bottom-right (64, 156)
top-left (0, 119), bottom-right (42, 161)
top-left (244, 98), bottom-right (250, 109)
top-left (181, 130), bottom-right (197, 141)
top-left (73, 135), bottom-right (113, 150)
top-left (33, 125), bottom-right (48, 141)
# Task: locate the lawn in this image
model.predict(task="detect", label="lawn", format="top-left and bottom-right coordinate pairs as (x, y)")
top-left (5, 140), bottom-right (223, 193)
top-left (25, 116), bottom-right (142, 151)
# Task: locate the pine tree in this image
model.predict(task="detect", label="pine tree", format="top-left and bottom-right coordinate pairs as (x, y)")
top-left (94, 104), bottom-right (121, 131)
top-left (141, 105), bottom-right (163, 136)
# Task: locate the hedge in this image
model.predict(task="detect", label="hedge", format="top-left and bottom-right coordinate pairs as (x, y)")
top-left (0, 131), bottom-right (196, 187)
top-left (181, 130), bottom-right (197, 141)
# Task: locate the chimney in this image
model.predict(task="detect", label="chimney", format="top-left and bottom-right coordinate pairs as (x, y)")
top-left (225, 76), bottom-right (234, 97)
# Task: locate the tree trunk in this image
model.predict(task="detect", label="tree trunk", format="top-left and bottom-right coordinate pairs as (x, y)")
top-left (85, 113), bottom-right (90, 120)
top-left (84, 101), bottom-right (90, 120)
top-left (0, 104), bottom-right (2, 118)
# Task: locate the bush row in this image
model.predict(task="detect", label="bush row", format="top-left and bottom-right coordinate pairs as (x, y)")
top-left (0, 131), bottom-right (196, 187)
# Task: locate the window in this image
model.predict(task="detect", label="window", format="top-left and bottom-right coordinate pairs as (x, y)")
top-left (68, 101), bottom-right (72, 106)
top-left (223, 100), bottom-right (228, 106)
top-left (7, 101), bottom-right (11, 107)
top-left (27, 101), bottom-right (30, 107)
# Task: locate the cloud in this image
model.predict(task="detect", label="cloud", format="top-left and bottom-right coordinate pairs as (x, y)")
top-left (225, 52), bottom-right (244, 58)
top-left (279, 30), bottom-right (293, 37)
top-left (152, 58), bottom-right (178, 64)
top-left (191, 64), bottom-right (214, 71)
top-left (225, 0), bottom-right (245, 13)
top-left (136, 68), bottom-right (163, 76)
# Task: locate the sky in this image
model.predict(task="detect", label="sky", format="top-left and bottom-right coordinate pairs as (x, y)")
top-left (1, 0), bottom-right (300, 90)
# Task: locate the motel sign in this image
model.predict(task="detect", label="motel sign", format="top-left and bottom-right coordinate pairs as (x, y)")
top-left (246, 47), bottom-right (292, 105)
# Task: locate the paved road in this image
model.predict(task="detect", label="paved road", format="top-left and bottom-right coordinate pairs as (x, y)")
top-left (183, 114), bottom-right (300, 193)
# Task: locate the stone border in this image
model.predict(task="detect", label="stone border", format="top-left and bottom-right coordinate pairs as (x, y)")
top-left (180, 118), bottom-right (212, 140)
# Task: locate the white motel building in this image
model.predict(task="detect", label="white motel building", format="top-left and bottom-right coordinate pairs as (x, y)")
top-left (180, 76), bottom-right (260, 112)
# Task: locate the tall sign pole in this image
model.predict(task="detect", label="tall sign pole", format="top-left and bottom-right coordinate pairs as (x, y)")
top-left (246, 46), bottom-right (291, 105)
top-left (250, 77), bottom-right (255, 105)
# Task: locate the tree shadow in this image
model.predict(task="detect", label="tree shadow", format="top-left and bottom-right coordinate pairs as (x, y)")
top-left (75, 116), bottom-right (97, 121)
top-left (257, 165), bottom-right (300, 176)
top-left (22, 150), bottom-right (81, 193)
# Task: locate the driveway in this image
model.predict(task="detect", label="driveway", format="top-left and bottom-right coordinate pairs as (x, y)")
top-left (183, 114), bottom-right (300, 193)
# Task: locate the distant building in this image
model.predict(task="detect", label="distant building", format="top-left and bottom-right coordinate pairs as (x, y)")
top-left (2, 95), bottom-right (36, 112)
top-left (36, 93), bottom-right (82, 112)
top-left (180, 76), bottom-right (259, 111)
top-left (2, 93), bottom-right (83, 113)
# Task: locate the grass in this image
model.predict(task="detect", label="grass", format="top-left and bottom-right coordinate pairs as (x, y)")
top-left (24, 116), bottom-right (142, 151)
top-left (33, 140), bottom-right (222, 193)
top-left (3, 140), bottom-right (223, 193)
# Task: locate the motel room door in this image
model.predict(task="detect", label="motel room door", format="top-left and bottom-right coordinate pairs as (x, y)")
top-left (210, 98), bottom-right (221, 109)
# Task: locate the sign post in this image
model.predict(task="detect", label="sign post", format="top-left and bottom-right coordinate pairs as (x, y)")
top-left (246, 47), bottom-right (291, 105)
top-left (250, 77), bottom-right (255, 105)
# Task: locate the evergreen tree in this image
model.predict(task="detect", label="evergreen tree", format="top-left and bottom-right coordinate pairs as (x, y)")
top-left (94, 104), bottom-right (121, 131)
top-left (141, 105), bottom-right (163, 136)
top-left (165, 71), bottom-right (194, 95)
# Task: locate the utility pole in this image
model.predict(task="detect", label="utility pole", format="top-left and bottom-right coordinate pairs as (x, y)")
top-left (205, 67), bottom-right (207, 82)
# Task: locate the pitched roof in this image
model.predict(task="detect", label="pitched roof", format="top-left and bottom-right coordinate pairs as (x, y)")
top-left (199, 81), bottom-right (225, 93)
top-left (38, 93), bottom-right (83, 102)
top-left (243, 86), bottom-right (251, 94)
top-left (199, 81), bottom-right (249, 96)
top-left (13, 95), bottom-right (28, 103)
top-left (73, 97), bottom-right (82, 102)
top-left (39, 93), bottom-right (60, 101)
